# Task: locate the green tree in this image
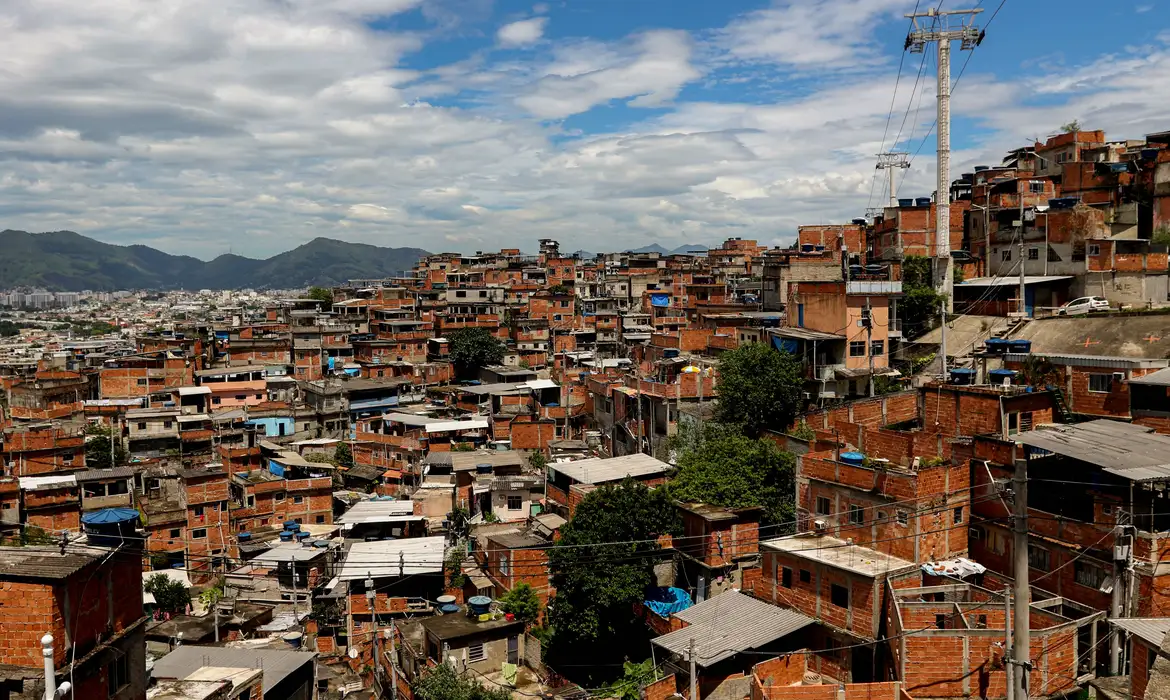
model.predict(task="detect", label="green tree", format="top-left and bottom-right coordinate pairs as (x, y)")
top-left (145, 573), bottom-right (191, 614)
top-left (85, 424), bottom-right (127, 470)
top-left (413, 662), bottom-right (512, 700)
top-left (548, 284), bottom-right (571, 295)
top-left (306, 286), bottom-right (334, 306)
top-left (900, 256), bottom-right (945, 339)
top-left (545, 479), bottom-right (679, 681)
top-left (1060, 119), bottom-right (1082, 133)
top-left (670, 427), bottom-right (796, 526)
top-left (333, 442), bottom-right (354, 469)
top-left (447, 328), bottom-right (505, 376)
top-left (1153, 224), bottom-right (1170, 247)
top-left (498, 582), bottom-right (541, 626)
top-left (715, 343), bottom-right (804, 437)
top-left (605, 659), bottom-right (660, 700)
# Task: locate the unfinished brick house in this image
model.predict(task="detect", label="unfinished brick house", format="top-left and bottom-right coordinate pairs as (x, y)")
top-left (1, 423), bottom-right (86, 476)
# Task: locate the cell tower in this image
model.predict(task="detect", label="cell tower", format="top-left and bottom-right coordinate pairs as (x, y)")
top-left (875, 152), bottom-right (911, 208)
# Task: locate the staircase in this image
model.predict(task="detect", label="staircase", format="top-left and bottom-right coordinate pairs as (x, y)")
top-left (1047, 385), bottom-right (1073, 424)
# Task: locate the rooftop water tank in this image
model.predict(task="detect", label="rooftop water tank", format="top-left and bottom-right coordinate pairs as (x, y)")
top-left (801, 243), bottom-right (816, 253)
top-left (238, 532), bottom-right (252, 542)
top-left (898, 198), bottom-right (914, 207)
top-left (852, 218), bottom-right (867, 225)
top-left (296, 531), bottom-right (312, 541)
top-left (467, 596), bottom-right (493, 617)
top-left (988, 369), bottom-right (1017, 385)
top-left (439, 604), bottom-right (461, 615)
top-left (279, 531), bottom-right (295, 542)
top-left (312, 540), bottom-right (331, 548)
top-left (839, 451), bottom-right (865, 466)
top-left (915, 197), bottom-right (932, 207)
top-left (974, 165), bottom-right (990, 172)
top-left (284, 521), bottom-right (300, 532)
top-left (81, 507), bottom-right (140, 547)
top-left (663, 349), bottom-right (680, 359)
top-left (1007, 339), bottom-right (1032, 354)
top-left (984, 338), bottom-right (1010, 354)
top-left (949, 368), bottom-right (976, 385)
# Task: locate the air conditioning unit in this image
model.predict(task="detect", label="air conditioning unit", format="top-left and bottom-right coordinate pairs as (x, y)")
top-left (814, 519), bottom-right (827, 532)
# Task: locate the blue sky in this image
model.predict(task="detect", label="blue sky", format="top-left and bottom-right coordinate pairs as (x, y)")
top-left (1, 0), bottom-right (1168, 258)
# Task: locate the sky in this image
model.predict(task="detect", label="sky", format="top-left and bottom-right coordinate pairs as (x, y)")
top-left (2, 0), bottom-right (1169, 259)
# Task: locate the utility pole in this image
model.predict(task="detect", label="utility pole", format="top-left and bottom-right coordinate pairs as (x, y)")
top-left (863, 299), bottom-right (874, 397)
top-left (906, 7), bottom-right (984, 314)
top-left (688, 637), bottom-right (697, 700)
top-left (1004, 591), bottom-right (1014, 700)
top-left (1111, 512), bottom-right (1133, 675)
top-left (1011, 456), bottom-right (1031, 700)
top-left (876, 152), bottom-right (911, 207)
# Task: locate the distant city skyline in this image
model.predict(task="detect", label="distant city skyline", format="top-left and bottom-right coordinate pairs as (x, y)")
top-left (1, 0), bottom-right (1167, 258)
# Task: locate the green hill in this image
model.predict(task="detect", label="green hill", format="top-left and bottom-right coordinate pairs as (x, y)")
top-left (0, 230), bottom-right (429, 291)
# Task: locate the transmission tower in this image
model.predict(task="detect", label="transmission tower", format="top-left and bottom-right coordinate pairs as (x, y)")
top-left (875, 152), bottom-right (911, 208)
top-left (905, 7), bottom-right (984, 309)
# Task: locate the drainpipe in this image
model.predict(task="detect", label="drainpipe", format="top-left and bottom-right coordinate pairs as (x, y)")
top-left (41, 634), bottom-right (72, 699)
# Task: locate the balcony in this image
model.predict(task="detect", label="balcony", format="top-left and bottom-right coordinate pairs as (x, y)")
top-left (846, 280), bottom-right (902, 295)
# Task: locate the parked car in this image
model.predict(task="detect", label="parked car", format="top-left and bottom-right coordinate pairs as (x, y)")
top-left (1057, 296), bottom-right (1110, 316)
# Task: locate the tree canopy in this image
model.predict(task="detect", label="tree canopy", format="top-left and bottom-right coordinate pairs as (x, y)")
top-left (145, 573), bottom-right (191, 614)
top-left (498, 582), bottom-right (541, 626)
top-left (545, 479), bottom-right (679, 680)
top-left (413, 662), bottom-right (512, 700)
top-left (714, 342), bottom-right (804, 436)
top-left (333, 442), bottom-right (354, 469)
top-left (85, 423), bottom-right (127, 471)
top-left (900, 256), bottom-right (945, 340)
top-left (447, 327), bottom-right (505, 375)
top-left (670, 425), bottom-right (796, 526)
top-left (306, 286), bottom-right (333, 306)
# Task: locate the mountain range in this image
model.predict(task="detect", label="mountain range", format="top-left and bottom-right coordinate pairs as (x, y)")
top-left (0, 230), bottom-right (430, 291)
top-left (628, 243), bottom-right (709, 255)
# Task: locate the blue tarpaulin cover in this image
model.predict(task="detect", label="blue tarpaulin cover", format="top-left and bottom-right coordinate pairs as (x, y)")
top-left (650, 293), bottom-right (671, 308)
top-left (81, 508), bottom-right (140, 525)
top-left (644, 587), bottom-right (693, 617)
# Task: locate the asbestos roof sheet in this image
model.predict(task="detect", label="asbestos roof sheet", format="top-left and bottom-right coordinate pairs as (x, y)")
top-left (1012, 420), bottom-right (1170, 482)
top-left (1111, 618), bottom-right (1170, 648)
top-left (424, 419), bottom-right (489, 433)
top-left (381, 413), bottom-right (445, 427)
top-left (336, 499), bottom-right (416, 524)
top-left (551, 453), bottom-right (671, 485)
top-left (176, 386), bottom-right (213, 396)
top-left (426, 450), bottom-right (524, 471)
top-left (1130, 368), bottom-right (1170, 387)
top-left (0, 546), bottom-right (101, 580)
top-left (337, 536), bottom-right (447, 580)
top-left (19, 474), bottom-right (76, 490)
top-left (652, 591), bottom-right (814, 667)
top-left (73, 467), bottom-right (135, 482)
top-left (150, 646), bottom-right (316, 695)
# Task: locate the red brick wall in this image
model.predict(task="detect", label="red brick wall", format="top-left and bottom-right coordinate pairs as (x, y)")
top-left (1133, 637), bottom-right (1154, 700)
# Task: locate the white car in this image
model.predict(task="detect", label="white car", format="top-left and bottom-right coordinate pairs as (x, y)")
top-left (1057, 296), bottom-right (1110, 316)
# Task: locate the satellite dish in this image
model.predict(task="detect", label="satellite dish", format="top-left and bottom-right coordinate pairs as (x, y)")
top-left (348, 647), bottom-right (359, 659)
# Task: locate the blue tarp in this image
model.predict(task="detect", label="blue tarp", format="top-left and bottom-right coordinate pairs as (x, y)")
top-left (644, 587), bottom-right (693, 617)
top-left (81, 508), bottom-right (140, 525)
top-left (268, 460), bottom-right (285, 477)
top-left (771, 335), bottom-right (799, 354)
top-left (650, 293), bottom-right (671, 308)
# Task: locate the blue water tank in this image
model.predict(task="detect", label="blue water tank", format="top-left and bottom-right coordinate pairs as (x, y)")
top-left (974, 165), bottom-right (990, 172)
top-left (949, 368), bottom-right (976, 385)
top-left (915, 197), bottom-right (932, 207)
top-left (801, 243), bottom-right (816, 253)
top-left (1007, 339), bottom-right (1032, 354)
top-left (984, 338), bottom-right (1010, 354)
top-left (839, 451), bottom-right (865, 466)
top-left (296, 531), bottom-right (312, 541)
top-left (988, 369), bottom-right (1017, 384)
top-left (279, 531), bottom-right (295, 542)
top-left (440, 604), bottom-right (461, 614)
top-left (467, 596), bottom-right (493, 616)
top-left (284, 521), bottom-right (300, 531)
top-left (852, 218), bottom-right (867, 225)
top-left (898, 198), bottom-right (914, 207)
top-left (313, 540), bottom-right (331, 548)
top-left (238, 532), bottom-right (252, 542)
top-left (663, 349), bottom-right (680, 359)
top-left (81, 507), bottom-right (140, 547)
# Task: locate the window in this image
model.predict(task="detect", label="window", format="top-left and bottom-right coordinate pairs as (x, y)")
top-left (953, 507), bottom-right (964, 525)
top-left (169, 528), bottom-right (181, 538)
top-left (897, 510), bottom-right (909, 526)
top-left (193, 505), bottom-right (204, 517)
top-left (136, 378), bottom-right (148, 386)
top-left (63, 453), bottom-right (74, 464)
top-left (137, 422), bottom-right (147, 431)
top-left (192, 528), bottom-right (207, 539)
top-left (849, 504), bottom-right (864, 525)
top-left (212, 397), bottom-right (222, 405)
top-left (1088, 244), bottom-right (1101, 256)
top-left (293, 495), bottom-right (304, 504)
top-left (870, 340), bottom-right (884, 357)
top-left (849, 341), bottom-right (867, 357)
top-left (1074, 560), bottom-right (1108, 589)
top-left (1029, 181), bottom-right (1045, 194)
top-left (782, 567), bottom-right (793, 588)
top-left (876, 511), bottom-right (887, 522)
top-left (468, 642), bottom-right (486, 663)
top-left (245, 495), bottom-right (255, 508)
top-left (107, 654), bottom-right (129, 696)
top-left (816, 496), bottom-right (831, 515)
top-left (799, 569), bottom-right (811, 584)
top-left (316, 515), bottom-right (326, 523)
top-left (830, 583), bottom-right (849, 608)
top-left (507, 495), bottom-right (523, 511)
top-left (1028, 544), bottom-right (1051, 571)
top-left (1089, 374), bottom-right (1113, 393)
top-left (275, 492), bottom-right (286, 502)
top-left (499, 552), bottom-right (510, 578)
top-left (1028, 248), bottom-right (1039, 260)
top-left (1002, 249), bottom-right (1012, 262)
top-left (935, 614), bottom-right (947, 629)
top-left (455, 290), bottom-right (467, 298)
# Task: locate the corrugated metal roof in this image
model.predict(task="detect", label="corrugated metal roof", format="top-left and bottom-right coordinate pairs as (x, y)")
top-left (337, 536), bottom-right (447, 580)
top-left (551, 453), bottom-right (671, 485)
top-left (426, 450), bottom-right (524, 471)
top-left (424, 419), bottom-right (490, 433)
top-left (652, 591), bottom-right (814, 667)
top-left (0, 546), bottom-right (102, 580)
top-left (1111, 618), bottom-right (1170, 648)
top-left (150, 646), bottom-right (316, 694)
top-left (19, 474), bottom-right (76, 490)
top-left (1013, 420), bottom-right (1170, 482)
top-left (336, 499), bottom-right (416, 524)
top-left (1003, 353), bottom-right (1168, 369)
top-left (1130, 368), bottom-right (1170, 386)
top-left (73, 467), bottom-right (135, 482)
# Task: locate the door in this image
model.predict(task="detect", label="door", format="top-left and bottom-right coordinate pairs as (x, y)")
top-left (507, 635), bottom-right (519, 665)
top-left (797, 303), bottom-right (804, 327)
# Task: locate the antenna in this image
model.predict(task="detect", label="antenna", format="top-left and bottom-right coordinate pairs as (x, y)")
top-left (905, 6), bottom-right (984, 311)
top-left (875, 152), bottom-right (911, 208)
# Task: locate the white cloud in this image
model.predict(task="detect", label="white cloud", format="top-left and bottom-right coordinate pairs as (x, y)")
top-left (515, 30), bottom-right (701, 119)
top-left (497, 17), bottom-right (547, 47)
